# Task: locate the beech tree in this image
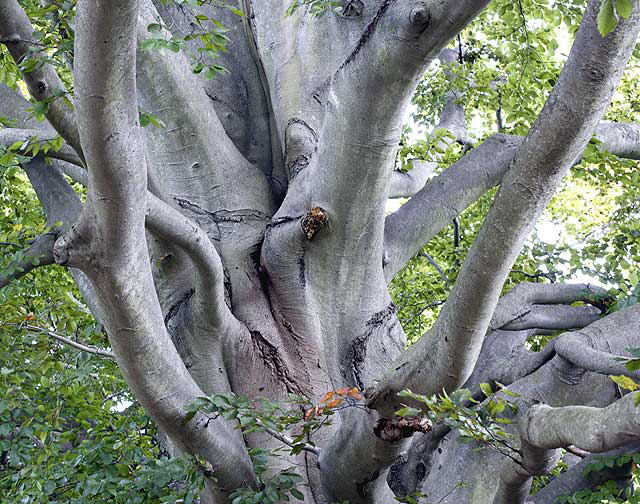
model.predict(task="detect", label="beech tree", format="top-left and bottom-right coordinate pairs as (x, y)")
top-left (1, 0), bottom-right (640, 502)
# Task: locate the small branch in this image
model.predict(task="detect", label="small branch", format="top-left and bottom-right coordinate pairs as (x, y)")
top-left (0, 128), bottom-right (83, 166)
top-left (255, 418), bottom-right (321, 457)
top-left (565, 445), bottom-right (589, 458)
top-left (511, 269), bottom-right (558, 283)
top-left (0, 232), bottom-right (57, 289)
top-left (419, 252), bottom-right (449, 285)
top-left (7, 323), bottom-right (115, 358)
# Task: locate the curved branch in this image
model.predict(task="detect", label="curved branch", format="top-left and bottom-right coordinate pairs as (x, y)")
top-left (555, 331), bottom-right (640, 380)
top-left (0, 128), bottom-right (83, 166)
top-left (388, 161), bottom-right (436, 199)
top-left (370, 0), bottom-right (640, 417)
top-left (490, 282), bottom-right (608, 330)
top-left (499, 304), bottom-right (601, 331)
top-left (0, 233), bottom-right (56, 288)
top-left (145, 194), bottom-right (236, 335)
top-left (0, 0), bottom-right (82, 155)
top-left (61, 0), bottom-right (257, 494)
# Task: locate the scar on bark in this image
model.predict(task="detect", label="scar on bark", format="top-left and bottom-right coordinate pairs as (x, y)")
top-left (374, 416), bottom-right (432, 442)
top-left (301, 207), bottom-right (328, 240)
top-left (346, 303), bottom-right (398, 390)
top-left (285, 118), bottom-right (317, 179)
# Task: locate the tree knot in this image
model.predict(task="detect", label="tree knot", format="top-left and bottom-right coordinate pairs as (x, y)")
top-left (301, 207), bottom-right (328, 240)
top-left (410, 2), bottom-right (431, 29)
top-left (374, 416), bottom-right (431, 442)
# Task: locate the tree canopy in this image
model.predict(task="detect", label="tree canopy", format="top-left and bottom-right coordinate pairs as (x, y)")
top-left (1, 0), bottom-right (640, 503)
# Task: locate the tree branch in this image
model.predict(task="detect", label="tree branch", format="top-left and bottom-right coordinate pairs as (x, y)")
top-left (555, 330), bottom-right (640, 380)
top-left (594, 122), bottom-right (640, 159)
top-left (531, 443), bottom-right (640, 504)
top-left (370, 0), bottom-right (640, 417)
top-left (0, 232), bottom-right (56, 288)
top-left (136, 0), bottom-right (272, 215)
top-left (383, 134), bottom-right (522, 279)
top-left (520, 390), bottom-right (640, 465)
top-left (0, 128), bottom-right (83, 166)
top-left (0, 0), bottom-right (82, 155)
top-left (145, 194), bottom-right (236, 335)
top-left (491, 304), bottom-right (640, 504)
top-left (8, 323), bottom-right (115, 359)
top-left (388, 161), bottom-right (436, 199)
top-left (56, 0), bottom-right (257, 494)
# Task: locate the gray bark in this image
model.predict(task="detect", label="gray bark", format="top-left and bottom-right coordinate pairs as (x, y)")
top-left (1, 1), bottom-right (639, 503)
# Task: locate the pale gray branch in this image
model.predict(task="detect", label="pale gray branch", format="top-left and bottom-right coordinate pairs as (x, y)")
top-left (0, 0), bottom-right (82, 154)
top-left (0, 128), bottom-right (83, 165)
top-left (388, 161), bottom-right (436, 199)
top-left (383, 134), bottom-right (522, 280)
top-left (10, 323), bottom-right (115, 358)
top-left (146, 194), bottom-right (236, 334)
top-left (0, 233), bottom-right (56, 288)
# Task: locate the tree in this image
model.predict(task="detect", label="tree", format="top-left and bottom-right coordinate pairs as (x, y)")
top-left (1, 0), bottom-right (640, 502)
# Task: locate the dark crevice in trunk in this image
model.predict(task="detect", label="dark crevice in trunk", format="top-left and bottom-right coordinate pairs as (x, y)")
top-left (312, 0), bottom-right (396, 103)
top-left (298, 254), bottom-right (306, 287)
top-left (250, 330), bottom-right (306, 396)
top-left (345, 303), bottom-right (398, 390)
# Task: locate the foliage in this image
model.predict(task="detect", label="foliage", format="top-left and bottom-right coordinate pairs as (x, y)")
top-left (286, 0), bottom-right (341, 17)
top-left (184, 388), bottom-right (364, 502)
top-left (1, 0), bottom-right (639, 502)
top-left (397, 385), bottom-right (520, 457)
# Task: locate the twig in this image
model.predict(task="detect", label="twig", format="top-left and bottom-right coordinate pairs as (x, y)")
top-left (420, 252), bottom-right (450, 285)
top-left (256, 418), bottom-right (321, 456)
top-left (565, 445), bottom-right (589, 458)
top-left (7, 323), bottom-right (114, 359)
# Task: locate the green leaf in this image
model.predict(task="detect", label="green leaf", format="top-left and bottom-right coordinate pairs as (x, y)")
top-left (615, 0), bottom-right (633, 18)
top-left (480, 383), bottom-right (493, 397)
top-left (625, 359), bottom-right (640, 371)
top-left (609, 374), bottom-right (639, 391)
top-left (597, 0), bottom-right (618, 36)
top-left (290, 488), bottom-right (304, 500)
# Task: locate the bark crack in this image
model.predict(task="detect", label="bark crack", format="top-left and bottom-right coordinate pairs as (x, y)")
top-left (250, 330), bottom-right (305, 395)
top-left (345, 303), bottom-right (397, 390)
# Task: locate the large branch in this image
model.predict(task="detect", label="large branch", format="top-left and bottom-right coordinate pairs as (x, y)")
top-left (136, 0), bottom-right (272, 216)
top-left (0, 0), bottom-right (81, 155)
top-left (369, 0), bottom-right (640, 417)
top-left (384, 121), bottom-right (640, 280)
top-left (531, 443), bottom-right (640, 504)
top-left (384, 134), bottom-right (522, 279)
top-left (54, 0), bottom-right (257, 495)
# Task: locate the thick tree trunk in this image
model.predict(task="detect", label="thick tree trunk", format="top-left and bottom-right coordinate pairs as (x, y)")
top-left (1, 1), bottom-right (640, 503)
